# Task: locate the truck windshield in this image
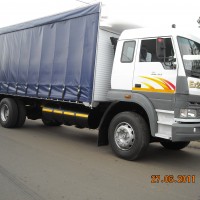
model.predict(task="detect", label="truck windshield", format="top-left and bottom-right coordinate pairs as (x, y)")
top-left (177, 36), bottom-right (200, 77)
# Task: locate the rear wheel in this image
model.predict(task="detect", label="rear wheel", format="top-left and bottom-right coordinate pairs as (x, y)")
top-left (42, 117), bottom-right (62, 126)
top-left (0, 98), bottom-right (18, 128)
top-left (108, 112), bottom-right (150, 160)
top-left (160, 141), bottom-right (190, 150)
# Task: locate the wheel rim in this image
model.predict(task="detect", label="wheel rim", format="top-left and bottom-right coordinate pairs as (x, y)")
top-left (1, 104), bottom-right (9, 122)
top-left (114, 122), bottom-right (135, 151)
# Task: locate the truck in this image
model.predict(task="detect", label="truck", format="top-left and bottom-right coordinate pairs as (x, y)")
top-left (0, 3), bottom-right (200, 160)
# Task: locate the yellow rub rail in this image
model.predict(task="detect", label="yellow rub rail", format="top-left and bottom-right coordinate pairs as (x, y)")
top-left (42, 107), bottom-right (88, 118)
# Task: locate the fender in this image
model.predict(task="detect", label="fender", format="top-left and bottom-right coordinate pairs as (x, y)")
top-left (105, 90), bottom-right (158, 136)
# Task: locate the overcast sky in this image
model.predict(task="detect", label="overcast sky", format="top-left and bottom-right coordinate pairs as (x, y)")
top-left (0, 0), bottom-right (199, 32)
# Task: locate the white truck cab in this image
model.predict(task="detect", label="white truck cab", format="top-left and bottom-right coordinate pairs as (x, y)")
top-left (107, 28), bottom-right (200, 155)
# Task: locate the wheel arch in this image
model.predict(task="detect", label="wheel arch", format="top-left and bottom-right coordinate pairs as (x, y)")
top-left (98, 92), bottom-right (158, 146)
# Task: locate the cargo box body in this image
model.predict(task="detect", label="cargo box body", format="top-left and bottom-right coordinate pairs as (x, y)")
top-left (0, 3), bottom-right (118, 105)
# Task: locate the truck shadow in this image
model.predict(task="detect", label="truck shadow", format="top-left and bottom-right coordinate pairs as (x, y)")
top-left (23, 120), bottom-right (200, 168)
top-left (23, 119), bottom-right (98, 146)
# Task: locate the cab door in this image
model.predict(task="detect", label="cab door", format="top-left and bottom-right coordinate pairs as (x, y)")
top-left (111, 39), bottom-right (138, 90)
top-left (133, 38), bottom-right (177, 94)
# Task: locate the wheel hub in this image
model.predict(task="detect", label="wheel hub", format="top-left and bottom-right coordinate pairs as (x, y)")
top-left (1, 104), bottom-right (9, 122)
top-left (114, 122), bottom-right (135, 151)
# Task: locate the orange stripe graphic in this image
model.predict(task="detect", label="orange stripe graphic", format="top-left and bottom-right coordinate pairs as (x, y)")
top-left (158, 78), bottom-right (176, 90)
top-left (132, 87), bottom-right (175, 93)
top-left (140, 76), bottom-right (171, 90)
top-left (133, 76), bottom-right (176, 93)
top-left (141, 82), bottom-right (155, 89)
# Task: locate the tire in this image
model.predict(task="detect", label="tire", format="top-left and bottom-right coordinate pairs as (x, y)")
top-left (108, 112), bottom-right (150, 160)
top-left (16, 100), bottom-right (26, 128)
top-left (160, 141), bottom-right (190, 150)
top-left (0, 98), bottom-right (18, 128)
top-left (42, 117), bottom-right (62, 126)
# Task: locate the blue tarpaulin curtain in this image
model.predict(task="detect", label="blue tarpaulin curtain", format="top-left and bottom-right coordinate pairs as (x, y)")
top-left (0, 3), bottom-right (100, 103)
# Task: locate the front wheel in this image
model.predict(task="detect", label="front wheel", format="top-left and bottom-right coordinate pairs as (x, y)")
top-left (160, 141), bottom-right (190, 150)
top-left (108, 112), bottom-right (150, 160)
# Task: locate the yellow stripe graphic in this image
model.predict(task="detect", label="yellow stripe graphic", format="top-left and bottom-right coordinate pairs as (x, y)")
top-left (141, 82), bottom-right (155, 89)
top-left (42, 108), bottom-right (53, 113)
top-left (54, 110), bottom-right (63, 114)
top-left (42, 108), bottom-right (88, 118)
top-left (140, 76), bottom-right (171, 90)
top-left (76, 113), bottom-right (88, 118)
top-left (64, 112), bottom-right (74, 116)
top-left (132, 87), bottom-right (175, 93)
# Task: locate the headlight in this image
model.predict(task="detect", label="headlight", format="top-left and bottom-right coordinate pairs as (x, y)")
top-left (180, 109), bottom-right (197, 118)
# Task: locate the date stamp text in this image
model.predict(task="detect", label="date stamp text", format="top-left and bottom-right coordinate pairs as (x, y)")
top-left (151, 175), bottom-right (195, 183)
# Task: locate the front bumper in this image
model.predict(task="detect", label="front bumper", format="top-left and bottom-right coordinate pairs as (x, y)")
top-left (172, 122), bottom-right (200, 141)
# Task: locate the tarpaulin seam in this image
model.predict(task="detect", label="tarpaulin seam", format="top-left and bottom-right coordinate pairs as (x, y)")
top-left (37, 27), bottom-right (45, 96)
top-left (16, 32), bottom-right (23, 87)
top-left (61, 21), bottom-right (71, 100)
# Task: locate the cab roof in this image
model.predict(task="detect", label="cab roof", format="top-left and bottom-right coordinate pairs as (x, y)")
top-left (119, 28), bottom-right (200, 43)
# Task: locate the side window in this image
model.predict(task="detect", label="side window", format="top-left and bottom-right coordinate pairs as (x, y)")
top-left (140, 38), bottom-right (174, 63)
top-left (121, 41), bottom-right (136, 63)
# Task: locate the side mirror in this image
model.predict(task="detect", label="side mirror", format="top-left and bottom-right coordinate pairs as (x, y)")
top-left (156, 38), bottom-right (166, 59)
top-left (110, 37), bottom-right (118, 52)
